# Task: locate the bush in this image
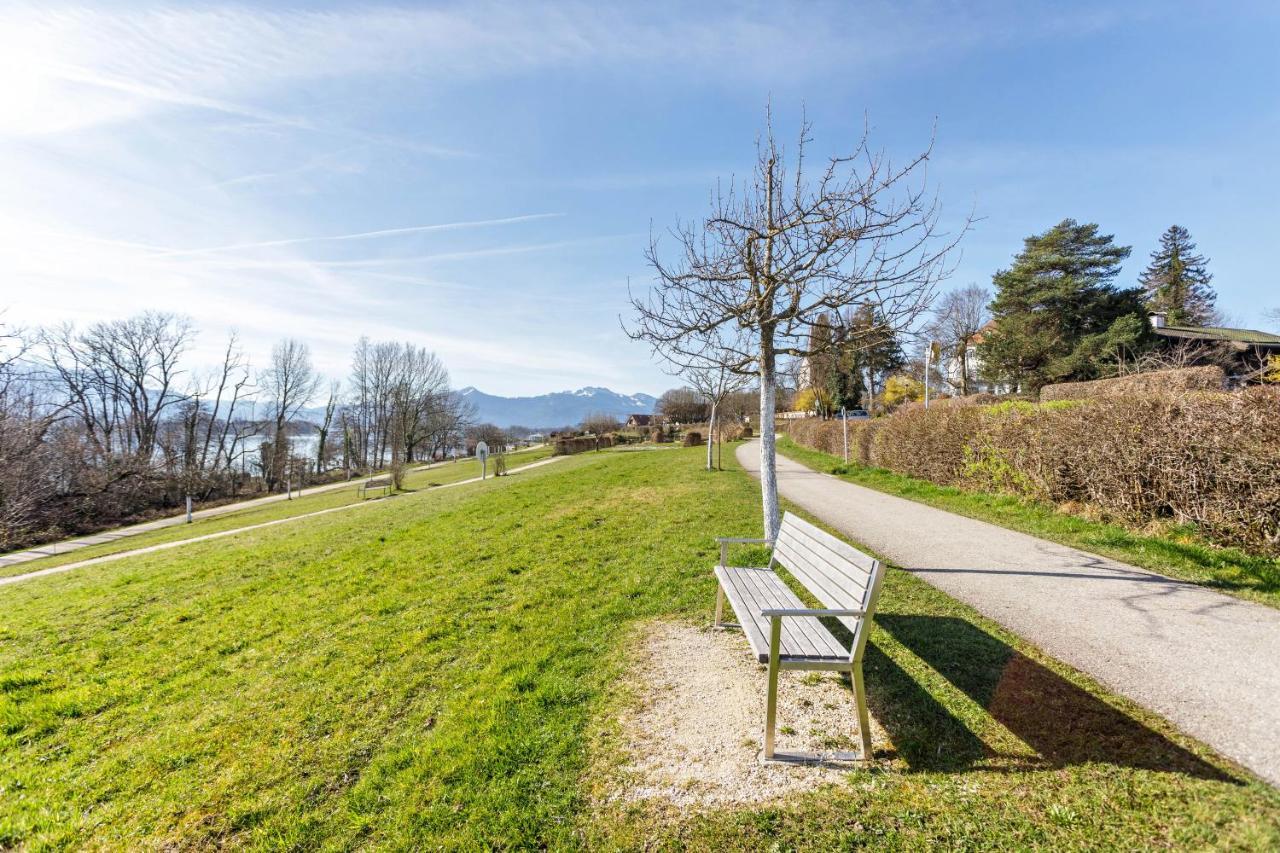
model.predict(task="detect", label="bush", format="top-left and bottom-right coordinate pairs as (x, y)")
top-left (789, 390), bottom-right (1280, 556)
top-left (682, 431), bottom-right (703, 447)
top-left (1039, 366), bottom-right (1226, 402)
top-left (553, 435), bottom-right (614, 455)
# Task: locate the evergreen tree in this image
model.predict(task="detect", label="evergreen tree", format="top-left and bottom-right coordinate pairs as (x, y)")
top-left (979, 219), bottom-right (1149, 391)
top-left (1138, 225), bottom-right (1217, 326)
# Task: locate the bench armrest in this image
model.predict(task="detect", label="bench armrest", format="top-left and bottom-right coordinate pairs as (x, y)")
top-left (716, 536), bottom-right (773, 566)
top-left (760, 608), bottom-right (866, 618)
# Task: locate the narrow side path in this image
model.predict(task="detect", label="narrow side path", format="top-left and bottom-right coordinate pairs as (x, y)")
top-left (0, 456), bottom-right (564, 589)
top-left (0, 452), bottom-right (542, 570)
top-left (738, 441), bottom-right (1280, 787)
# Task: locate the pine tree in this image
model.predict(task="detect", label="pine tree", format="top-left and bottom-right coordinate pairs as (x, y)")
top-left (979, 219), bottom-right (1148, 391)
top-left (1138, 225), bottom-right (1217, 326)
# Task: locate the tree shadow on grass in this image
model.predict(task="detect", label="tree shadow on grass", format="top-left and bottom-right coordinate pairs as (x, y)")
top-left (863, 614), bottom-right (1240, 783)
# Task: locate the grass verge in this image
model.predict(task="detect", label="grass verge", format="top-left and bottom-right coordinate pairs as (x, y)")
top-left (778, 435), bottom-right (1280, 608)
top-left (1, 445), bottom-right (1275, 848)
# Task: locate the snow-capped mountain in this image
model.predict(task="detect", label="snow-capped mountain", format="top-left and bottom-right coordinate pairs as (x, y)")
top-left (457, 386), bottom-right (657, 428)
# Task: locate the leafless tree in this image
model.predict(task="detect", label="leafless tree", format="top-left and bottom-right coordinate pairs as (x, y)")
top-left (656, 387), bottom-right (709, 423)
top-left (581, 412), bottom-right (622, 434)
top-left (685, 362), bottom-right (752, 470)
top-left (928, 284), bottom-right (990, 395)
top-left (40, 312), bottom-right (194, 463)
top-left (347, 339), bottom-right (458, 469)
top-left (316, 379), bottom-right (340, 474)
top-left (259, 339), bottom-right (321, 491)
top-left (627, 111), bottom-right (966, 537)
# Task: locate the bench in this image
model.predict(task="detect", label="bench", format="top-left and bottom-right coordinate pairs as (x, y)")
top-left (714, 512), bottom-right (887, 764)
top-left (358, 476), bottom-right (392, 498)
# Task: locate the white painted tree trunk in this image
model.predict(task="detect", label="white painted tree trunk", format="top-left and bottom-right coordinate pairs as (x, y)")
top-left (706, 403), bottom-right (716, 471)
top-left (758, 362), bottom-right (780, 541)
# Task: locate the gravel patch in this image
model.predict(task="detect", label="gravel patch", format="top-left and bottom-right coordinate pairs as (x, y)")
top-left (610, 620), bottom-right (885, 807)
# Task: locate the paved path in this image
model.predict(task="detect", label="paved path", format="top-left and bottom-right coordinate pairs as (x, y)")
top-left (0, 456), bottom-right (564, 589)
top-left (738, 441), bottom-right (1280, 786)
top-left (0, 453), bottom-right (532, 571)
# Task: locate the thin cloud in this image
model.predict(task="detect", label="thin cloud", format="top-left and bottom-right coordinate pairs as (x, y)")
top-left (191, 234), bottom-right (639, 270)
top-left (148, 214), bottom-right (566, 259)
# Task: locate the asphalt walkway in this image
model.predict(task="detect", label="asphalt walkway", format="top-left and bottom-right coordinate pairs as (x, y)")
top-left (738, 441), bottom-right (1280, 786)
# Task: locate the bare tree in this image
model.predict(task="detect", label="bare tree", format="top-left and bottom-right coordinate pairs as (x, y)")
top-left (928, 284), bottom-right (990, 395)
top-left (259, 339), bottom-right (321, 492)
top-left (627, 111), bottom-right (965, 538)
top-left (685, 362), bottom-right (751, 471)
top-left (316, 379), bottom-right (340, 474)
top-left (581, 412), bottom-right (622, 434)
top-left (40, 312), bottom-right (194, 463)
top-left (656, 387), bottom-right (709, 423)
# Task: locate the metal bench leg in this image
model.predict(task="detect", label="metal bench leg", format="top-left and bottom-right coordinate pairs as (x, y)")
top-left (853, 663), bottom-right (872, 766)
top-left (713, 585), bottom-right (725, 627)
top-left (764, 616), bottom-right (781, 758)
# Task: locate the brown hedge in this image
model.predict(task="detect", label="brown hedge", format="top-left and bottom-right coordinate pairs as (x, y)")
top-left (788, 388), bottom-right (1280, 556)
top-left (553, 435), bottom-right (614, 455)
top-left (1039, 366), bottom-right (1226, 402)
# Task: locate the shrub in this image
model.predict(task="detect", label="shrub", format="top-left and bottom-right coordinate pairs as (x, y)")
top-left (788, 389), bottom-right (1280, 556)
top-left (1039, 366), bottom-right (1226, 402)
top-left (871, 405), bottom-right (983, 483)
top-left (682, 431), bottom-right (703, 447)
top-left (553, 435), bottom-right (614, 456)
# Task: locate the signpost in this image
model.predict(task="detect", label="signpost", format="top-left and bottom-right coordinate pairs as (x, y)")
top-left (841, 408), bottom-right (849, 464)
top-left (476, 441), bottom-right (489, 480)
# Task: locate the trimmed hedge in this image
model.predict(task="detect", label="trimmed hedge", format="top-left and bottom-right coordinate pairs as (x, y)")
top-left (789, 388), bottom-right (1280, 556)
top-left (1040, 366), bottom-right (1226, 402)
top-left (553, 435), bottom-right (613, 455)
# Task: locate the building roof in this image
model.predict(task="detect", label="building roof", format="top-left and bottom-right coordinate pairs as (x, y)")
top-left (964, 319), bottom-right (999, 347)
top-left (1156, 325), bottom-right (1280, 347)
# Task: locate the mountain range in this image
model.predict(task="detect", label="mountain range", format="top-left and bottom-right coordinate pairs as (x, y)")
top-left (458, 386), bottom-right (657, 429)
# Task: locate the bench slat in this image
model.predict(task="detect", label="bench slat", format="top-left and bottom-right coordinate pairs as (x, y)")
top-left (734, 568), bottom-right (840, 658)
top-left (720, 568), bottom-right (823, 659)
top-left (716, 567), bottom-right (849, 663)
top-left (782, 514), bottom-right (879, 573)
top-left (772, 516), bottom-right (879, 634)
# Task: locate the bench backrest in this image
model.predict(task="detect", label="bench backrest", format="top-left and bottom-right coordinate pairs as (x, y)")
top-left (770, 512), bottom-right (886, 663)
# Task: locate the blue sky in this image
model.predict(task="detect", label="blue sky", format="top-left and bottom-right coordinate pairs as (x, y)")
top-left (1, 1), bottom-right (1277, 396)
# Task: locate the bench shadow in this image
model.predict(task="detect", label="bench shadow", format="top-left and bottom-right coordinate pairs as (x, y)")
top-left (865, 614), bottom-right (1239, 783)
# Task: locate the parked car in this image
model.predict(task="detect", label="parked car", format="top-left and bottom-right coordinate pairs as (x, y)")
top-left (844, 408), bottom-right (870, 419)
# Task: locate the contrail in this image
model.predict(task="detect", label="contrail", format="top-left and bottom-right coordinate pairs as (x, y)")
top-left (147, 213), bottom-right (565, 258)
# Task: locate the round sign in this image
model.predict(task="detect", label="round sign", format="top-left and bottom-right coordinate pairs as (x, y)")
top-left (475, 441), bottom-right (489, 461)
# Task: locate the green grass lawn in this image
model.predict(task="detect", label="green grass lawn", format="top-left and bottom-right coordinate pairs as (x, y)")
top-left (2, 445), bottom-right (1276, 849)
top-left (778, 435), bottom-right (1280, 609)
top-left (0, 445), bottom-right (553, 580)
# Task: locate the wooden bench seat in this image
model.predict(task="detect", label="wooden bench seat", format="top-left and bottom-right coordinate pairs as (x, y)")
top-left (714, 566), bottom-right (850, 663)
top-left (714, 512), bottom-right (887, 763)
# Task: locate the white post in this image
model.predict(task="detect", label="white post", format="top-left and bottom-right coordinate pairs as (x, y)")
top-left (706, 402), bottom-right (716, 471)
top-left (842, 408), bottom-right (849, 464)
top-left (924, 343), bottom-right (931, 410)
top-left (186, 495), bottom-right (193, 524)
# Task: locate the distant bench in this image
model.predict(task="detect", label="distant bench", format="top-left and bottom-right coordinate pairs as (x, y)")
top-left (358, 476), bottom-right (392, 499)
top-left (714, 511), bottom-right (887, 764)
